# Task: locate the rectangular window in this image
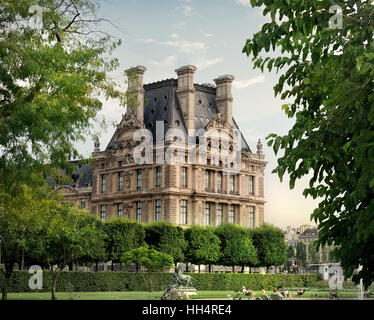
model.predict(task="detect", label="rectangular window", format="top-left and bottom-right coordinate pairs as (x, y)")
top-left (155, 199), bottom-right (161, 222)
top-left (100, 205), bottom-right (106, 222)
top-left (205, 170), bottom-right (210, 190)
top-left (181, 167), bottom-right (188, 188)
top-left (205, 202), bottom-right (210, 226)
top-left (156, 166), bottom-right (162, 188)
top-left (137, 169), bottom-right (142, 189)
top-left (249, 175), bottom-right (255, 195)
top-left (229, 175), bottom-right (234, 193)
top-left (229, 205), bottom-right (235, 224)
top-left (118, 161), bottom-right (123, 168)
top-left (180, 200), bottom-right (187, 225)
top-left (249, 206), bottom-right (255, 228)
top-left (80, 198), bottom-right (86, 209)
top-left (101, 174), bottom-right (106, 193)
top-left (136, 201), bottom-right (142, 222)
top-left (217, 172), bottom-right (223, 191)
top-left (118, 172), bottom-right (124, 192)
top-left (118, 203), bottom-right (123, 217)
top-left (217, 204), bottom-right (223, 226)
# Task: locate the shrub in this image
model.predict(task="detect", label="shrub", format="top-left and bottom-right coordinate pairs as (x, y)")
top-left (1, 271), bottom-right (319, 293)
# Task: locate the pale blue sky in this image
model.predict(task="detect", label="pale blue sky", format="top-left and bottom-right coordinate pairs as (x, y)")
top-left (77, 0), bottom-right (319, 229)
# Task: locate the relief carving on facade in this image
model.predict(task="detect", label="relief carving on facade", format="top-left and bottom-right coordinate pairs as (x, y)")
top-left (124, 171), bottom-right (133, 191)
top-left (206, 112), bottom-right (231, 130)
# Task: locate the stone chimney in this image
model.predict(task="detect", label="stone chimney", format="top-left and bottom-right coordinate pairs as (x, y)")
top-left (214, 75), bottom-right (235, 126)
top-left (175, 65), bottom-right (197, 133)
top-left (125, 65), bottom-right (147, 122)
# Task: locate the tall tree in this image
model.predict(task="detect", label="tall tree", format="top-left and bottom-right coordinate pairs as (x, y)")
top-left (105, 218), bottom-right (145, 270)
top-left (296, 242), bottom-right (307, 267)
top-left (145, 221), bottom-right (187, 265)
top-left (27, 200), bottom-right (103, 300)
top-left (0, 184), bottom-right (50, 300)
top-left (184, 225), bottom-right (221, 273)
top-left (215, 223), bottom-right (258, 272)
top-left (251, 224), bottom-right (287, 270)
top-left (243, 0), bottom-right (374, 288)
top-left (308, 241), bottom-right (320, 264)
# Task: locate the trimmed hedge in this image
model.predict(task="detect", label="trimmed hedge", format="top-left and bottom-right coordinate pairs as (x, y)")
top-left (1, 271), bottom-right (319, 293)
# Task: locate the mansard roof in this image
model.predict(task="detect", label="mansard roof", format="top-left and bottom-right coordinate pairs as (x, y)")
top-left (106, 79), bottom-right (251, 152)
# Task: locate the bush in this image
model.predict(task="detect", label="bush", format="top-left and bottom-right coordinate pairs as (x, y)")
top-left (1, 271), bottom-right (319, 293)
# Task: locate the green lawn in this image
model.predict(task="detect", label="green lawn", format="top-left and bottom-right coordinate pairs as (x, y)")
top-left (6, 290), bottom-right (372, 300)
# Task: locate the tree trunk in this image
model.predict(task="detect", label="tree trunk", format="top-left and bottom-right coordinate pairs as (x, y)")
top-left (2, 263), bottom-right (14, 300)
top-left (241, 266), bottom-right (244, 273)
top-left (69, 262), bottom-right (73, 271)
top-left (111, 261), bottom-right (114, 271)
top-left (120, 262), bottom-right (123, 271)
top-left (1, 274), bottom-right (10, 301)
top-left (198, 265), bottom-right (201, 273)
top-left (186, 262), bottom-right (189, 272)
top-left (51, 272), bottom-right (58, 300)
top-left (209, 264), bottom-right (212, 273)
top-left (95, 262), bottom-right (98, 272)
top-left (232, 266), bottom-right (235, 273)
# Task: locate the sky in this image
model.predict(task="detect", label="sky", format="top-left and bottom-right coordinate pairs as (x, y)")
top-left (75, 0), bottom-right (319, 230)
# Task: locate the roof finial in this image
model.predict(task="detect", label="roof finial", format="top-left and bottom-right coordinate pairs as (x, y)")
top-left (94, 139), bottom-right (100, 153)
top-left (257, 139), bottom-right (263, 155)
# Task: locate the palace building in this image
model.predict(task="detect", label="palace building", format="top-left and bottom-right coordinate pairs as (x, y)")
top-left (58, 65), bottom-right (266, 228)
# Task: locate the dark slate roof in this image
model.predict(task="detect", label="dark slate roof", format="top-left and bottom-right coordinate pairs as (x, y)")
top-left (50, 160), bottom-right (93, 188)
top-left (106, 79), bottom-right (251, 152)
top-left (300, 228), bottom-right (318, 237)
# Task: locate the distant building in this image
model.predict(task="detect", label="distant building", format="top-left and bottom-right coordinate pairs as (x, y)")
top-left (284, 224), bottom-right (336, 264)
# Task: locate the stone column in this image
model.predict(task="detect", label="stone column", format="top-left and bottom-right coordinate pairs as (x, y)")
top-left (214, 75), bottom-right (235, 126)
top-left (125, 65), bottom-right (147, 122)
top-left (175, 65), bottom-right (197, 133)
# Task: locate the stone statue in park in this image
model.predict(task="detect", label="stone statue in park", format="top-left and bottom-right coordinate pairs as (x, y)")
top-left (172, 267), bottom-right (196, 288)
top-left (161, 267), bottom-right (198, 300)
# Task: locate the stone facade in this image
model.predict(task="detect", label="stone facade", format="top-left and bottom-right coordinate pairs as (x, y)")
top-left (57, 65), bottom-right (267, 228)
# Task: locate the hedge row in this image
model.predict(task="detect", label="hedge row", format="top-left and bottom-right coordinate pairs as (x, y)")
top-left (2, 271), bottom-right (319, 293)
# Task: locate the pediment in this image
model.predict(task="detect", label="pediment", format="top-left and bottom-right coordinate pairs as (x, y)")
top-left (56, 186), bottom-right (77, 195)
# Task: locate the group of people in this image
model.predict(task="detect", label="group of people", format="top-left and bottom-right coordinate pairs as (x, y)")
top-left (240, 286), bottom-right (306, 300)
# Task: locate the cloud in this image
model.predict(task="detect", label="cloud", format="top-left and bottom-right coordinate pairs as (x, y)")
top-left (235, 0), bottom-right (251, 7)
top-left (149, 55), bottom-right (178, 67)
top-left (138, 38), bottom-right (157, 43)
top-left (203, 32), bottom-right (214, 38)
top-left (138, 34), bottom-right (207, 55)
top-left (233, 75), bottom-right (265, 89)
top-left (182, 5), bottom-right (193, 16)
top-left (160, 35), bottom-right (207, 54)
top-left (196, 57), bottom-right (224, 70)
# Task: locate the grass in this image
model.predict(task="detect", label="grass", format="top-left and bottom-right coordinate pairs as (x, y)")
top-left (6, 290), bottom-right (372, 300)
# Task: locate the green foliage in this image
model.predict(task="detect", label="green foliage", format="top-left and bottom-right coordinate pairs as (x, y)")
top-left (0, 271), bottom-right (319, 293)
top-left (105, 218), bottom-right (145, 264)
top-left (121, 246), bottom-right (174, 272)
top-left (0, 0), bottom-right (123, 184)
top-left (296, 242), bottom-right (307, 267)
top-left (287, 245), bottom-right (295, 259)
top-left (145, 221), bottom-right (187, 264)
top-left (243, 0), bottom-right (374, 288)
top-left (250, 224), bottom-right (287, 268)
top-left (308, 241), bottom-right (320, 264)
top-left (184, 225), bottom-right (221, 266)
top-left (214, 223), bottom-right (258, 268)
top-left (121, 246), bottom-right (173, 291)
